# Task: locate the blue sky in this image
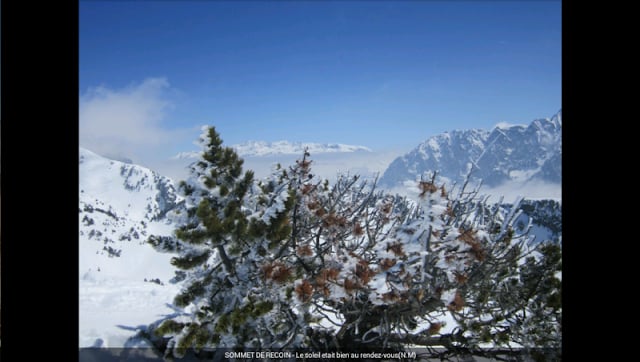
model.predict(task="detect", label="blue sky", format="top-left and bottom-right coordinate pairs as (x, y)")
top-left (80, 1), bottom-right (561, 175)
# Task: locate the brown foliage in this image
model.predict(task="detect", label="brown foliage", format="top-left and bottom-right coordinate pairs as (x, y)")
top-left (447, 291), bottom-right (465, 312)
top-left (295, 279), bottom-right (313, 303)
top-left (458, 228), bottom-right (477, 244)
top-left (468, 241), bottom-right (486, 262)
top-left (262, 261), bottom-right (292, 284)
top-left (313, 272), bottom-right (332, 297)
top-left (387, 241), bottom-right (406, 257)
top-left (301, 184), bottom-right (314, 195)
top-left (355, 259), bottom-right (375, 284)
top-left (419, 181), bottom-right (438, 197)
top-left (314, 269), bottom-right (338, 297)
top-left (427, 322), bottom-right (443, 335)
top-left (307, 199), bottom-right (320, 210)
top-left (297, 244), bottom-right (313, 257)
top-left (454, 271), bottom-right (468, 285)
top-left (323, 213), bottom-right (348, 228)
top-left (458, 228), bottom-right (486, 262)
top-left (343, 278), bottom-right (361, 294)
top-left (382, 291), bottom-right (400, 303)
top-left (380, 258), bottom-right (397, 271)
top-left (316, 284), bottom-right (331, 297)
top-left (444, 205), bottom-right (455, 218)
top-left (380, 200), bottom-right (393, 214)
top-left (324, 268), bottom-right (341, 281)
top-left (296, 159), bottom-right (312, 170)
top-left (353, 223), bottom-right (364, 236)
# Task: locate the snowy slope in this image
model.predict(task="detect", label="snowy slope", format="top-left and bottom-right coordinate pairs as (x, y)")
top-left (380, 111), bottom-right (562, 189)
top-left (514, 199), bottom-right (562, 244)
top-left (79, 147), bottom-right (184, 347)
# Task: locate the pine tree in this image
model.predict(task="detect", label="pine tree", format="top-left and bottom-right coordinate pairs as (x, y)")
top-left (147, 127), bottom-right (314, 357)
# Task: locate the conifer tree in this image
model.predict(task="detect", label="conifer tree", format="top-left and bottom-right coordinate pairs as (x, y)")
top-left (147, 127), bottom-right (300, 356)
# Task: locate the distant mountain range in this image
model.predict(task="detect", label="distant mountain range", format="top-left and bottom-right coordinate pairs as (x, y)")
top-left (379, 111), bottom-right (562, 188)
top-left (173, 141), bottom-right (372, 159)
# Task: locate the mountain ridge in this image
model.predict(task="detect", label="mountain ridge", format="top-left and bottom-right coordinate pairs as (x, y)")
top-left (379, 111), bottom-right (561, 188)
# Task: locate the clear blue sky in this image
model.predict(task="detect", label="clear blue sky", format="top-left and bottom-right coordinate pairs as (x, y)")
top-left (80, 1), bottom-right (561, 161)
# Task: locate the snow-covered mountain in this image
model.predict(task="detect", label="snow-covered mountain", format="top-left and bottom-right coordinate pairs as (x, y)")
top-left (79, 147), bottom-right (184, 347)
top-left (379, 111), bottom-right (562, 189)
top-left (79, 147), bottom-right (183, 254)
top-left (173, 140), bottom-right (372, 159)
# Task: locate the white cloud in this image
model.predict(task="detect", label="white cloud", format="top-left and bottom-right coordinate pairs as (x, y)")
top-left (387, 178), bottom-right (561, 205)
top-left (79, 77), bottom-right (193, 165)
top-left (480, 179), bottom-right (561, 204)
top-left (238, 150), bottom-right (400, 184)
top-left (162, 144), bottom-right (403, 184)
top-left (494, 122), bottom-right (524, 130)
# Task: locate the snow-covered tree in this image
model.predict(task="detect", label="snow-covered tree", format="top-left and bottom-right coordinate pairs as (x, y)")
top-left (142, 127), bottom-right (561, 360)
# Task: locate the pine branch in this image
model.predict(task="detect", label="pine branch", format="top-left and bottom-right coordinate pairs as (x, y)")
top-left (216, 245), bottom-right (235, 276)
